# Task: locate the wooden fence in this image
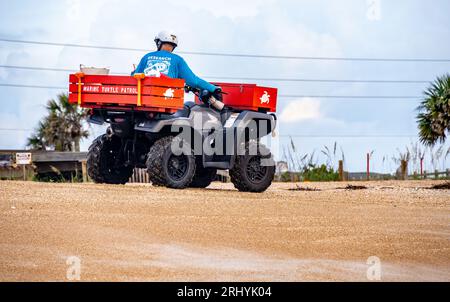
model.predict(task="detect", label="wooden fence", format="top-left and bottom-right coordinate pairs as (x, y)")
top-left (419, 169), bottom-right (450, 179)
top-left (129, 168), bottom-right (150, 183)
top-left (128, 168), bottom-right (228, 183)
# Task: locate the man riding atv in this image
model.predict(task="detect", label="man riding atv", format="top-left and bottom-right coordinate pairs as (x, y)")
top-left (132, 30), bottom-right (222, 104)
top-left (79, 30), bottom-right (277, 192)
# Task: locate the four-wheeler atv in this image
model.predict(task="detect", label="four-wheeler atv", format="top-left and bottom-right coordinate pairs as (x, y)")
top-left (69, 73), bottom-right (278, 192)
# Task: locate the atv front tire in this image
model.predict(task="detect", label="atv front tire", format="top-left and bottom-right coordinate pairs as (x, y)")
top-left (230, 142), bottom-right (275, 193)
top-left (87, 134), bottom-right (133, 184)
top-left (146, 136), bottom-right (196, 189)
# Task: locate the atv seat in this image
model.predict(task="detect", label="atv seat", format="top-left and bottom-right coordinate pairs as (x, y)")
top-left (159, 101), bottom-right (196, 119)
top-left (184, 101), bottom-right (196, 108)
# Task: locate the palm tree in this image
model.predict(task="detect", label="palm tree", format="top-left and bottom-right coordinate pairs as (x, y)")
top-left (27, 93), bottom-right (89, 151)
top-left (27, 121), bottom-right (47, 150)
top-left (417, 74), bottom-right (450, 146)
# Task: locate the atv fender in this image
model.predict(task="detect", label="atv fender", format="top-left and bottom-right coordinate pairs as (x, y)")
top-left (134, 106), bottom-right (222, 134)
top-left (230, 111), bottom-right (277, 138)
top-left (134, 117), bottom-right (191, 133)
top-left (87, 114), bottom-right (105, 125)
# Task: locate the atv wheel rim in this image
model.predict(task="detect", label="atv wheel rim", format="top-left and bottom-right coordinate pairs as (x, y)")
top-left (168, 154), bottom-right (189, 181)
top-left (246, 156), bottom-right (268, 184)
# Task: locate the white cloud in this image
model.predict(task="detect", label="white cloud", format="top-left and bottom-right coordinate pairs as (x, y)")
top-left (279, 98), bottom-right (322, 123)
top-left (265, 20), bottom-right (341, 58)
top-left (166, 0), bottom-right (276, 20)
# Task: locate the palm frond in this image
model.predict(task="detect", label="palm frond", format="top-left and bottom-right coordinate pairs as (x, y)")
top-left (417, 74), bottom-right (450, 146)
top-left (29, 93), bottom-right (89, 151)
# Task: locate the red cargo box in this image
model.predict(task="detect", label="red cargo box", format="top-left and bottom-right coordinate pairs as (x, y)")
top-left (212, 82), bottom-right (278, 112)
top-left (69, 74), bottom-right (185, 113)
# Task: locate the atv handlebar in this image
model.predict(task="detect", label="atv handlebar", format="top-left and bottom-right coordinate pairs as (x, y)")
top-left (184, 85), bottom-right (227, 96)
top-left (184, 85), bottom-right (226, 111)
top-left (184, 85), bottom-right (200, 94)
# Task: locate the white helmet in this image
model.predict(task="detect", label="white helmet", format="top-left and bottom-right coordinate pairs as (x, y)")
top-left (154, 30), bottom-right (178, 50)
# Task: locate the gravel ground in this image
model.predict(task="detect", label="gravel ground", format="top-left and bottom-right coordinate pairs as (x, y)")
top-left (0, 180), bottom-right (449, 281)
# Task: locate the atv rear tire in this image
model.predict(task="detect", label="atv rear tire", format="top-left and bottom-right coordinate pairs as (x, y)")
top-left (87, 134), bottom-right (133, 184)
top-left (146, 136), bottom-right (196, 189)
top-left (189, 157), bottom-right (217, 188)
top-left (230, 142), bottom-right (275, 193)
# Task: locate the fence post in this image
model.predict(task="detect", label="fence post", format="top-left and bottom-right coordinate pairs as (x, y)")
top-left (338, 160), bottom-right (344, 181)
top-left (366, 153), bottom-right (370, 181)
top-left (81, 160), bottom-right (88, 182)
top-left (420, 158), bottom-right (424, 179)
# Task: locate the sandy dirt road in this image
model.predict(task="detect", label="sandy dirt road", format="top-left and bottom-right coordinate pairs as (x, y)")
top-left (0, 180), bottom-right (449, 281)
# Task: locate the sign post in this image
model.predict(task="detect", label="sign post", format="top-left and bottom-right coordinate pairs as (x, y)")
top-left (16, 153), bottom-right (32, 181)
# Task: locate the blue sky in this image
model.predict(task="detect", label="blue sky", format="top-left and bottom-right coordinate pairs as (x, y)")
top-left (0, 0), bottom-right (449, 172)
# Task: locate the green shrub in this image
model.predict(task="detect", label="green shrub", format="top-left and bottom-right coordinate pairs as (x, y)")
top-left (302, 164), bottom-right (339, 182)
top-left (33, 171), bottom-right (82, 183)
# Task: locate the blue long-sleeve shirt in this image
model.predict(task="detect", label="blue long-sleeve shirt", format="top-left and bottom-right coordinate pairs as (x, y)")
top-left (132, 50), bottom-right (217, 92)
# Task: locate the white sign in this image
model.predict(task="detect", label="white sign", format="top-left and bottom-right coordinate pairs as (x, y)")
top-left (16, 153), bottom-right (32, 165)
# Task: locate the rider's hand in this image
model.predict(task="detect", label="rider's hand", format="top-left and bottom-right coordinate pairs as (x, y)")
top-left (199, 87), bottom-right (222, 104)
top-left (212, 87), bottom-right (222, 101)
top-left (200, 90), bottom-right (212, 104)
